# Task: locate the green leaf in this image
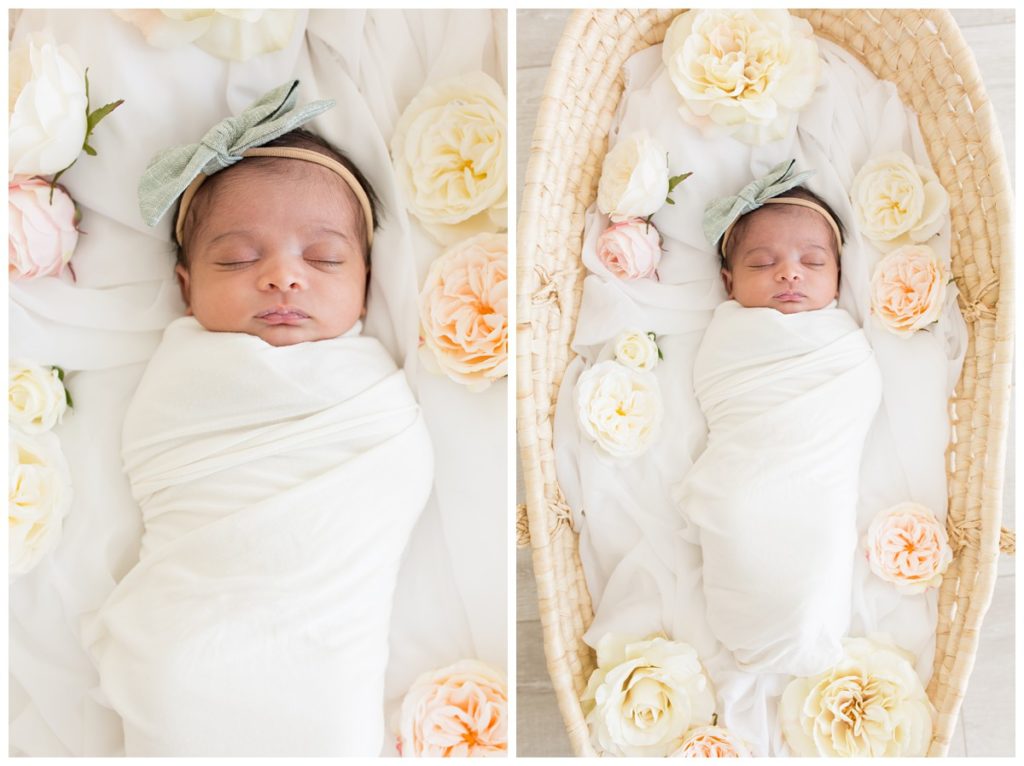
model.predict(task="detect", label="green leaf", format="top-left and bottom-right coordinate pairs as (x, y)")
top-left (82, 143), bottom-right (97, 156)
top-left (667, 171), bottom-right (693, 193)
top-left (65, 387), bottom-right (74, 409)
top-left (53, 365), bottom-right (66, 382)
top-left (664, 197), bottom-right (675, 205)
top-left (647, 332), bottom-right (664, 360)
top-left (87, 99), bottom-right (124, 133)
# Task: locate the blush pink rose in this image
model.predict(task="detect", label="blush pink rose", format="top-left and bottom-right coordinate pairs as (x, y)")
top-left (869, 244), bottom-right (947, 337)
top-left (419, 233), bottom-right (507, 391)
top-left (596, 218), bottom-right (662, 280)
top-left (865, 502), bottom-right (953, 594)
top-left (397, 659), bottom-right (507, 757)
top-left (9, 176), bottom-right (79, 280)
top-left (671, 725), bottom-right (752, 757)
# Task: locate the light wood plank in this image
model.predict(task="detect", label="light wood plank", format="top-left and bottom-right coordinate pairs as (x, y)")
top-left (515, 9), bottom-right (572, 70)
top-left (516, 689), bottom-right (574, 756)
top-left (517, 548), bottom-right (540, 622)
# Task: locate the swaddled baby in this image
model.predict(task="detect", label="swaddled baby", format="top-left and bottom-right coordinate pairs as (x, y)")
top-left (675, 162), bottom-right (882, 677)
top-left (85, 83), bottom-right (433, 756)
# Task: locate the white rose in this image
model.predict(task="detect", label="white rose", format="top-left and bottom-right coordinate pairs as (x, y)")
top-left (870, 244), bottom-right (948, 337)
top-left (780, 635), bottom-right (934, 757)
top-left (597, 131), bottom-right (670, 221)
top-left (8, 33), bottom-right (88, 177)
top-left (851, 151), bottom-right (949, 251)
top-left (391, 71), bottom-right (507, 245)
top-left (9, 428), bottom-right (74, 577)
top-left (115, 9), bottom-right (298, 62)
top-left (662, 10), bottom-right (820, 145)
top-left (613, 330), bottom-right (661, 372)
top-left (576, 360), bottom-right (662, 459)
top-left (582, 634), bottom-right (715, 757)
top-left (9, 359), bottom-right (70, 434)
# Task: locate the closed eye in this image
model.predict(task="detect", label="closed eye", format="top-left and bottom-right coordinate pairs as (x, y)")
top-left (306, 259), bottom-right (345, 268)
top-left (215, 260), bottom-right (257, 269)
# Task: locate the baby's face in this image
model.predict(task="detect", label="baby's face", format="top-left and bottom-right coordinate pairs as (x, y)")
top-left (721, 206), bottom-right (839, 314)
top-left (177, 161), bottom-right (367, 346)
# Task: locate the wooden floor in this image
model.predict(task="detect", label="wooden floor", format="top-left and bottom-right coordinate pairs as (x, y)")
top-left (515, 8), bottom-right (1016, 757)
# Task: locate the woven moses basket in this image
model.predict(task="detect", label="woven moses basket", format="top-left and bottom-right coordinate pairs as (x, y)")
top-left (517, 8), bottom-right (1014, 757)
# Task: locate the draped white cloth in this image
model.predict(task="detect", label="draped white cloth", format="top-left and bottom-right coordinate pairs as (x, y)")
top-left (675, 300), bottom-right (882, 677)
top-left (83, 318), bottom-right (432, 756)
top-left (8, 10), bottom-right (507, 756)
top-left (554, 39), bottom-right (967, 756)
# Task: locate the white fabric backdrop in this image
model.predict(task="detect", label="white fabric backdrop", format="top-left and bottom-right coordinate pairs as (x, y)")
top-left (8, 9), bottom-right (507, 757)
top-left (553, 40), bottom-right (966, 756)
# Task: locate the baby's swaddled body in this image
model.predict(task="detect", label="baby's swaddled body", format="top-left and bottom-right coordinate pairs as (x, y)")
top-left (85, 318), bottom-right (433, 756)
top-left (676, 300), bottom-right (881, 677)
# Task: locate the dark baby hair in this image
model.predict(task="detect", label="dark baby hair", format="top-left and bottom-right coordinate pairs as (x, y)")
top-left (174, 128), bottom-right (382, 268)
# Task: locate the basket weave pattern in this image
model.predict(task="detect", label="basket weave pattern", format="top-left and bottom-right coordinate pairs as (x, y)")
top-left (516, 9), bottom-right (1013, 757)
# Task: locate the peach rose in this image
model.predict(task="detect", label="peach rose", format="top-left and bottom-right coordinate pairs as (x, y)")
top-left (870, 244), bottom-right (948, 337)
top-left (865, 502), bottom-right (953, 594)
top-left (851, 152), bottom-right (949, 251)
top-left (397, 659), bottom-right (507, 757)
top-left (115, 9), bottom-right (298, 62)
top-left (780, 635), bottom-right (933, 757)
top-left (671, 725), bottom-right (752, 757)
top-left (596, 218), bottom-right (662, 280)
top-left (9, 176), bottom-right (80, 280)
top-left (419, 233), bottom-right (507, 391)
top-left (662, 10), bottom-right (820, 145)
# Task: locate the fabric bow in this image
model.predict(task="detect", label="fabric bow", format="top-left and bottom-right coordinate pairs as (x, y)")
top-left (138, 80), bottom-right (334, 226)
top-left (702, 160), bottom-right (816, 252)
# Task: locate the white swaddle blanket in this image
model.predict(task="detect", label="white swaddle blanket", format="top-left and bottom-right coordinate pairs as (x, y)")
top-left (675, 300), bottom-right (882, 677)
top-left (82, 317), bottom-right (433, 756)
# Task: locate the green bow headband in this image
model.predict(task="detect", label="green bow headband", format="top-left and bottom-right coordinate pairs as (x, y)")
top-left (703, 160), bottom-right (818, 255)
top-left (138, 80), bottom-right (334, 230)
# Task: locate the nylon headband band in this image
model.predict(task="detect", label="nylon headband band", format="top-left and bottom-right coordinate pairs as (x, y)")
top-left (720, 197), bottom-right (843, 258)
top-left (174, 146), bottom-right (375, 248)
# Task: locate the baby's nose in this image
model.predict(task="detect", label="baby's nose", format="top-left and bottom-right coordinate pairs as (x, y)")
top-left (258, 258), bottom-right (306, 291)
top-left (777, 262), bottom-right (803, 281)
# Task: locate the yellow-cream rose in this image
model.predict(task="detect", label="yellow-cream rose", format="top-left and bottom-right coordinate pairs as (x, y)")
top-left (392, 71), bottom-right (507, 245)
top-left (865, 502), bottom-right (953, 594)
top-left (614, 330), bottom-right (661, 372)
top-left (9, 33), bottom-right (88, 177)
top-left (397, 658), bottom-right (507, 757)
top-left (419, 233), bottom-right (507, 391)
top-left (576, 360), bottom-right (662, 459)
top-left (9, 359), bottom-right (70, 434)
top-left (9, 428), bottom-right (74, 577)
top-left (597, 131), bottom-right (669, 221)
top-left (662, 10), bottom-right (820, 145)
top-left (870, 244), bottom-right (948, 337)
top-left (850, 151), bottom-right (949, 251)
top-left (114, 9), bottom-right (298, 62)
top-left (583, 634), bottom-right (715, 757)
top-left (780, 635), bottom-right (934, 757)
top-left (671, 725), bottom-right (752, 757)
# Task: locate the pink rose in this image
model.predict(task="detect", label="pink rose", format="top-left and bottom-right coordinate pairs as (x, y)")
top-left (865, 502), bottom-right (953, 594)
top-left (9, 176), bottom-right (79, 280)
top-left (596, 217), bottom-right (662, 280)
top-left (419, 233), bottom-right (507, 391)
top-left (672, 725), bottom-right (752, 757)
top-left (869, 244), bottom-right (947, 337)
top-left (398, 659), bottom-right (507, 757)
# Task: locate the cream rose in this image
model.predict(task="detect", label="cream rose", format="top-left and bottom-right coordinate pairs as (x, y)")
top-left (597, 131), bottom-right (670, 220)
top-left (662, 10), bottom-right (820, 145)
top-left (583, 634), bottom-right (715, 757)
top-left (870, 244), bottom-right (948, 337)
top-left (851, 152), bottom-right (949, 251)
top-left (596, 218), bottom-right (663, 280)
top-left (613, 330), bottom-right (661, 372)
top-left (9, 176), bottom-right (80, 280)
top-left (671, 725), bottom-right (752, 757)
top-left (397, 658), bottom-right (507, 757)
top-left (780, 635), bottom-right (934, 757)
top-left (9, 428), bottom-right (74, 577)
top-left (576, 360), bottom-right (662, 459)
top-left (419, 233), bottom-right (507, 391)
top-left (865, 502), bottom-right (953, 594)
top-left (9, 359), bottom-right (70, 434)
top-left (8, 33), bottom-right (88, 177)
top-left (391, 71), bottom-right (507, 245)
top-left (114, 9), bottom-right (298, 62)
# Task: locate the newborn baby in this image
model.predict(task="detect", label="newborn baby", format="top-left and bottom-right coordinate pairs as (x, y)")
top-left (676, 165), bottom-right (882, 677)
top-left (85, 84), bottom-right (433, 756)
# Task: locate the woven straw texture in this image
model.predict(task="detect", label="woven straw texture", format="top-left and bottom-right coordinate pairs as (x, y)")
top-left (516, 9), bottom-right (1014, 757)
